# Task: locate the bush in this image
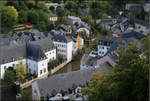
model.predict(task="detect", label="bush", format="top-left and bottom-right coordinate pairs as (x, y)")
top-left (4, 70), bottom-right (16, 85)
top-left (48, 55), bottom-right (64, 70)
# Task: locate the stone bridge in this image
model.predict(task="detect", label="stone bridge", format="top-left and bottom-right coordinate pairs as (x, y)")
top-left (45, 3), bottom-right (65, 11)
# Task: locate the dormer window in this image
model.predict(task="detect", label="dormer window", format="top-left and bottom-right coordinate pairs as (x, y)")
top-left (12, 57), bottom-right (15, 61)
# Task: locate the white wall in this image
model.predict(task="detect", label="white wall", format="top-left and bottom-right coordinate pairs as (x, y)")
top-left (49, 17), bottom-right (57, 22)
top-left (53, 41), bottom-right (67, 59)
top-left (67, 41), bottom-right (73, 62)
top-left (0, 59), bottom-right (26, 79)
top-left (45, 49), bottom-right (56, 62)
top-left (37, 59), bottom-right (48, 77)
top-left (53, 41), bottom-right (73, 62)
top-left (98, 45), bottom-right (110, 56)
top-left (27, 49), bottom-right (56, 77)
top-left (28, 59), bottom-right (48, 78)
top-left (27, 59), bottom-right (38, 75)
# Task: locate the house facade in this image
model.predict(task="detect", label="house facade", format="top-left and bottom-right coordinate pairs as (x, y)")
top-left (52, 35), bottom-right (73, 62)
top-left (98, 37), bottom-right (115, 56)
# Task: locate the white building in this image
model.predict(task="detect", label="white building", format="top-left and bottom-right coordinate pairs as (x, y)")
top-left (0, 43), bottom-right (27, 79)
top-left (98, 37), bottom-right (115, 56)
top-left (0, 38), bottom-right (56, 79)
top-left (27, 38), bottom-right (56, 77)
top-left (49, 14), bottom-right (58, 22)
top-left (52, 35), bottom-right (73, 62)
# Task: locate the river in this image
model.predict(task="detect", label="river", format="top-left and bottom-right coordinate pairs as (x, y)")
top-left (54, 56), bottom-right (82, 74)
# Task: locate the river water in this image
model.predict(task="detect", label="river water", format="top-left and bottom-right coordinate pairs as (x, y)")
top-left (54, 57), bottom-right (82, 74)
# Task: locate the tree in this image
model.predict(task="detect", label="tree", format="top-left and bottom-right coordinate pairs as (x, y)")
top-left (81, 16), bottom-right (94, 25)
top-left (84, 40), bottom-right (149, 101)
top-left (3, 70), bottom-right (16, 85)
top-left (36, 21), bottom-right (47, 32)
top-left (56, 7), bottom-right (65, 17)
top-left (16, 58), bottom-right (27, 81)
top-left (47, 22), bottom-right (55, 31)
top-left (102, 13), bottom-right (108, 19)
top-left (88, 39), bottom-right (98, 52)
top-left (1, 6), bottom-right (18, 27)
top-left (36, 1), bottom-right (50, 13)
top-left (18, 10), bottom-right (27, 23)
top-left (65, 1), bottom-right (78, 15)
top-left (27, 9), bottom-right (39, 25)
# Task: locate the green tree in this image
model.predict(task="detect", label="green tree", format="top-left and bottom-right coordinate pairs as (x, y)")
top-left (27, 9), bottom-right (39, 25)
top-left (3, 70), bottom-right (16, 85)
top-left (1, 6), bottom-right (18, 27)
top-left (88, 39), bottom-right (98, 52)
top-left (65, 1), bottom-right (78, 14)
top-left (16, 58), bottom-right (27, 81)
top-left (56, 7), bottom-right (65, 17)
top-left (36, 21), bottom-right (47, 32)
top-left (84, 39), bottom-right (149, 101)
top-left (47, 22), bottom-right (55, 31)
top-left (36, 1), bottom-right (50, 13)
top-left (102, 13), bottom-right (108, 19)
top-left (18, 10), bottom-right (27, 23)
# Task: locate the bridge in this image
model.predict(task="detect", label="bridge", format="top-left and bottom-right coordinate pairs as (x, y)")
top-left (45, 3), bottom-right (65, 10)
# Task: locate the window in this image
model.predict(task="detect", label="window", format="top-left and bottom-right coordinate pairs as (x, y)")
top-left (29, 68), bottom-right (31, 73)
top-left (44, 68), bottom-right (46, 73)
top-left (4, 66), bottom-right (6, 70)
top-left (40, 70), bottom-right (42, 75)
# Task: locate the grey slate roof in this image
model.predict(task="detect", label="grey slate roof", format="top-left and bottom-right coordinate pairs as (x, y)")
top-left (27, 38), bottom-right (55, 61)
top-left (81, 54), bottom-right (97, 67)
top-left (0, 43), bottom-right (26, 64)
top-left (33, 63), bottom-right (110, 97)
top-left (49, 13), bottom-right (57, 17)
top-left (52, 35), bottom-right (72, 43)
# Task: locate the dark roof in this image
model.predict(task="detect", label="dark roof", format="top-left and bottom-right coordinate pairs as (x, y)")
top-left (52, 35), bottom-right (72, 43)
top-left (0, 43), bottom-right (26, 64)
top-left (27, 38), bottom-right (55, 61)
top-left (33, 63), bottom-right (110, 97)
top-left (123, 31), bottom-right (146, 40)
top-left (49, 13), bottom-right (57, 17)
top-left (98, 37), bottom-right (117, 46)
top-left (0, 38), bottom-right (10, 46)
top-left (107, 38), bottom-right (128, 54)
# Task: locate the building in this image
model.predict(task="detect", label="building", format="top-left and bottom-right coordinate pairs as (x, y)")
top-left (27, 38), bottom-right (56, 77)
top-left (52, 35), bottom-right (73, 62)
top-left (80, 54), bottom-right (98, 70)
top-left (0, 43), bottom-right (27, 78)
top-left (98, 37), bottom-right (116, 56)
top-left (49, 14), bottom-right (58, 22)
top-left (67, 16), bottom-right (81, 26)
top-left (32, 64), bottom-right (110, 100)
top-left (0, 38), bottom-right (56, 79)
